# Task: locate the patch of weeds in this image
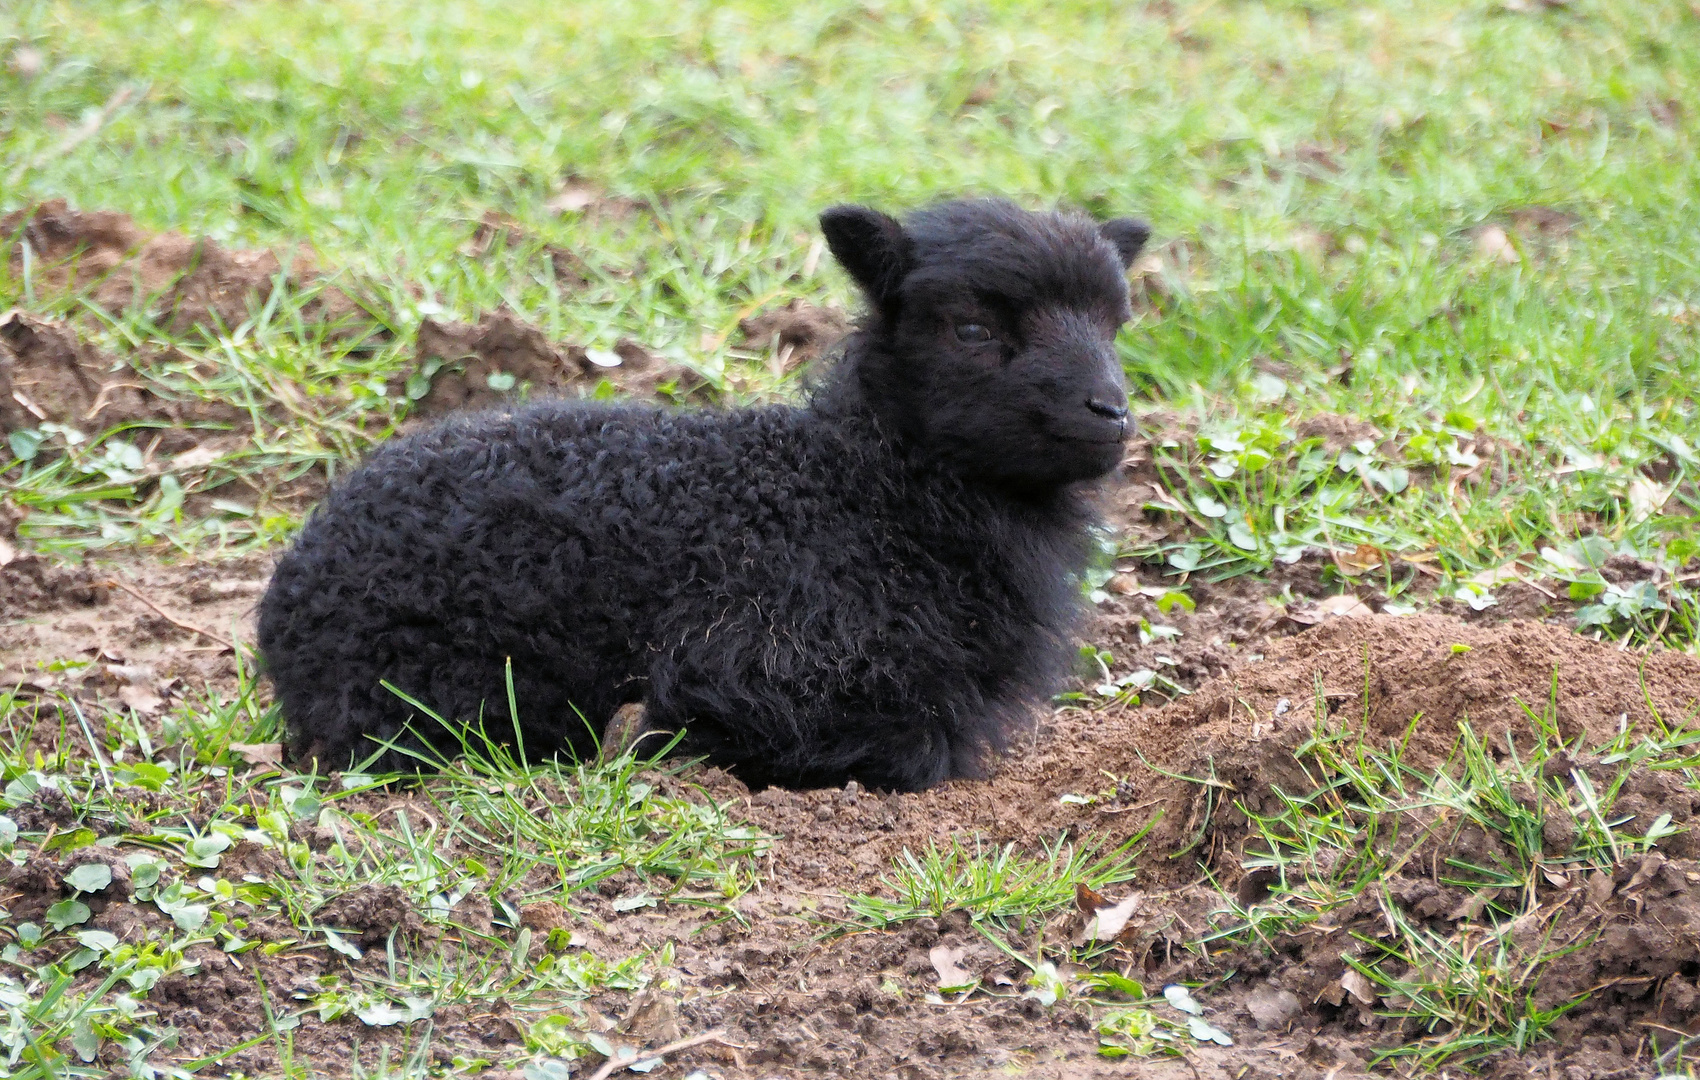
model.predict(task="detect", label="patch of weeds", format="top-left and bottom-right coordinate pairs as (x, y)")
top-left (1064, 641), bottom-right (1190, 710)
top-left (0, 657), bottom-right (769, 1070)
top-left (1196, 677), bottom-right (1700, 1067)
top-left (843, 833), bottom-right (1146, 933)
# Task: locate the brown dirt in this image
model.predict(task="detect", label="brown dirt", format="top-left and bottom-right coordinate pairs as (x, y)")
top-left (396, 311), bottom-right (716, 422)
top-left (2, 198), bottom-right (373, 337)
top-left (736, 298), bottom-right (851, 373)
top-left (0, 309), bottom-right (252, 452)
top-left (0, 550), bottom-right (267, 700)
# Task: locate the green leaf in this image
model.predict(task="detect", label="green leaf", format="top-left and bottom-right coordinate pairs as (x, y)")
top-left (485, 371), bottom-right (517, 391)
top-left (1168, 545), bottom-right (1203, 572)
top-left (71, 1017), bottom-right (99, 1062)
top-left (46, 899), bottom-right (92, 930)
top-left (44, 827), bottom-right (96, 853)
top-left (324, 929), bottom-right (363, 960)
top-left (1154, 591), bottom-right (1195, 614)
top-left (64, 863), bottom-right (113, 894)
top-left (185, 832), bottom-right (233, 868)
top-left (127, 857), bottom-right (165, 890)
top-left (75, 930), bottom-right (119, 952)
top-left (7, 429), bottom-right (45, 462)
top-left (1087, 972), bottom-right (1146, 998)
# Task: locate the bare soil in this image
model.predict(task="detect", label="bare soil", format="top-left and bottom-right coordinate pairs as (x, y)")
top-left (0, 309), bottom-right (254, 452)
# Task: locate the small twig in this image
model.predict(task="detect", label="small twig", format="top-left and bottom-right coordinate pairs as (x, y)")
top-left (585, 1027), bottom-right (729, 1080)
top-left (105, 578), bottom-right (235, 650)
top-left (8, 85), bottom-right (136, 186)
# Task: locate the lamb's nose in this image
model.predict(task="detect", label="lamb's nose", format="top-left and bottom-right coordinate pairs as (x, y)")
top-left (1086, 396), bottom-right (1129, 424)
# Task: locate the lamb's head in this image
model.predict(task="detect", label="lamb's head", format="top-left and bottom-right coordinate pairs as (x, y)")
top-left (821, 197), bottom-right (1149, 494)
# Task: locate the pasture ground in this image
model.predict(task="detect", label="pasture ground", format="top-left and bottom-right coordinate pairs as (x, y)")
top-left (2, 2), bottom-right (1698, 1076)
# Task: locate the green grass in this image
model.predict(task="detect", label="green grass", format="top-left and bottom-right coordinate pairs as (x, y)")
top-left (841, 833), bottom-right (1146, 932)
top-left (2, 0), bottom-right (1697, 629)
top-left (0, 660), bottom-right (768, 1077)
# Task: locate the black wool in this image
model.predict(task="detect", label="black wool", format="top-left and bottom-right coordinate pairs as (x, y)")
top-left (258, 198), bottom-right (1150, 791)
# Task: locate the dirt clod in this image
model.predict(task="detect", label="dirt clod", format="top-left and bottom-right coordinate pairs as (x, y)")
top-left (1, 199), bottom-right (370, 337)
top-left (398, 311), bottom-right (713, 421)
top-left (315, 883), bottom-right (428, 947)
top-left (0, 309), bottom-right (249, 450)
top-left (736, 298), bottom-right (850, 372)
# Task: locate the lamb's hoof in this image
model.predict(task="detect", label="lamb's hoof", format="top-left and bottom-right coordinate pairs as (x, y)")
top-left (597, 702), bottom-right (651, 764)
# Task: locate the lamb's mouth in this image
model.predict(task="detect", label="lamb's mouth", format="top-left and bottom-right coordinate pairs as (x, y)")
top-left (1047, 426), bottom-right (1131, 447)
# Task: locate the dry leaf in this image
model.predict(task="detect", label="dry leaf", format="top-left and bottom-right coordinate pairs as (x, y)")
top-left (230, 742), bottom-right (284, 767)
top-left (118, 683), bottom-right (164, 715)
top-left (929, 945), bottom-right (974, 990)
top-left (1470, 561), bottom-right (1525, 587)
top-left (0, 537), bottom-right (15, 567)
top-left (1627, 476), bottom-right (1674, 524)
top-left (1288, 593), bottom-right (1374, 625)
top-left (1077, 893), bottom-right (1143, 945)
top-left (1339, 969), bottom-right (1377, 1006)
top-left (1624, 852), bottom-right (1666, 894)
top-left (1334, 544), bottom-right (1384, 575)
top-left (1074, 882), bottom-right (1108, 914)
top-left (105, 663), bottom-right (157, 685)
top-left (169, 445), bottom-right (224, 472)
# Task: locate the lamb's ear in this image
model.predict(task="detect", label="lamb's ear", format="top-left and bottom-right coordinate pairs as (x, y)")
top-left (1099, 217), bottom-right (1152, 269)
top-left (819, 205), bottom-right (913, 307)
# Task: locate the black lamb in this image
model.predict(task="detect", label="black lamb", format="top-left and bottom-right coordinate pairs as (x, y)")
top-left (257, 198), bottom-right (1150, 792)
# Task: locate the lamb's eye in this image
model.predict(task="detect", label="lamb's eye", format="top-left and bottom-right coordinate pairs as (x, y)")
top-left (955, 323), bottom-right (992, 344)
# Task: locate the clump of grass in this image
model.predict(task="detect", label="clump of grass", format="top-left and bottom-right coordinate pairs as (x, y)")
top-left (1201, 676), bottom-right (1700, 1067)
top-left (843, 830), bottom-right (1149, 934)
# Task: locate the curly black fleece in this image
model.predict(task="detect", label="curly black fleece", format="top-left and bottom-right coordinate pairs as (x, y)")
top-left (258, 198), bottom-right (1149, 791)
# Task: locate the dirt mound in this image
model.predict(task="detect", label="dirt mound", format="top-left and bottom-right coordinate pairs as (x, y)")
top-left (0, 551), bottom-right (108, 614)
top-left (709, 616), bottom-right (1700, 1077)
top-left (315, 883), bottom-right (429, 946)
top-left (736, 298), bottom-right (850, 372)
top-left (1, 198), bottom-right (370, 336)
top-left (729, 615), bottom-right (1700, 899)
top-left (1138, 615), bottom-right (1700, 868)
top-left (0, 310), bottom-right (250, 450)
top-left (397, 311), bottom-right (714, 421)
